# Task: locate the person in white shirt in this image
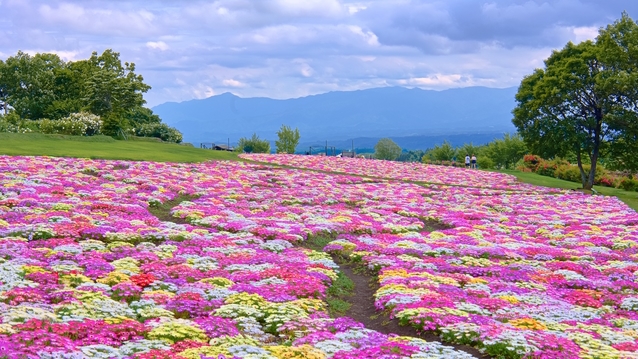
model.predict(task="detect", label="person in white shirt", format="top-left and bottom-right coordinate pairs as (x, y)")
top-left (465, 154), bottom-right (470, 168)
top-left (471, 154), bottom-right (477, 169)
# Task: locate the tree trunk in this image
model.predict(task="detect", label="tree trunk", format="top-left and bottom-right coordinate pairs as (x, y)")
top-left (584, 109), bottom-right (603, 191)
top-left (576, 151), bottom-right (588, 189)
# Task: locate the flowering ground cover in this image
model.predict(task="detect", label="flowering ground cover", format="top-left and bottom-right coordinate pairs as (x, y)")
top-left (2, 154), bottom-right (638, 358)
top-left (0, 155), bottom-right (475, 359)
top-left (239, 154), bottom-right (638, 359)
top-left (240, 154), bottom-right (556, 192)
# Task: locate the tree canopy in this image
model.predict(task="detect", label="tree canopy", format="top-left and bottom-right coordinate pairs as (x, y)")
top-left (513, 13), bottom-right (638, 189)
top-left (275, 125), bottom-right (300, 154)
top-left (374, 138), bottom-right (402, 160)
top-left (238, 133), bottom-right (271, 153)
top-left (0, 49), bottom-right (180, 141)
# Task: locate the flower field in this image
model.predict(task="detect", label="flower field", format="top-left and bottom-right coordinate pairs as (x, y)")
top-left (1, 154), bottom-right (637, 359)
top-left (0, 156), bottom-right (475, 359)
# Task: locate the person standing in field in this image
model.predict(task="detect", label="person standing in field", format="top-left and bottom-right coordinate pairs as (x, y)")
top-left (465, 154), bottom-right (470, 168)
top-left (471, 154), bottom-right (477, 169)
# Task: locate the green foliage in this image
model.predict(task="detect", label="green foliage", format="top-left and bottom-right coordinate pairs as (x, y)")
top-left (135, 123), bottom-right (183, 143)
top-left (237, 133), bottom-right (271, 153)
top-left (126, 107), bottom-right (162, 127)
top-left (0, 49), bottom-right (175, 142)
top-left (457, 143), bottom-right (484, 160)
top-left (101, 114), bottom-right (132, 139)
top-left (513, 13), bottom-right (638, 189)
top-left (482, 134), bottom-right (527, 169)
top-left (618, 178), bottom-right (638, 192)
top-left (398, 149), bottom-right (425, 162)
top-left (477, 156), bottom-right (494, 169)
top-left (0, 112), bottom-right (36, 133)
top-left (374, 138), bottom-right (402, 160)
top-left (275, 124), bottom-right (300, 154)
top-left (423, 140), bottom-right (457, 162)
top-left (0, 51), bottom-right (63, 120)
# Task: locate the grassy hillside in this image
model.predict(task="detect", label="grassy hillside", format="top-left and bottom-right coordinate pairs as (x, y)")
top-left (0, 133), bottom-right (238, 162)
top-left (500, 169), bottom-right (638, 211)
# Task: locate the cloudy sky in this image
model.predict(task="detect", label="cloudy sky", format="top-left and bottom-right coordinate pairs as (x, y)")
top-left (1, 0), bottom-right (636, 107)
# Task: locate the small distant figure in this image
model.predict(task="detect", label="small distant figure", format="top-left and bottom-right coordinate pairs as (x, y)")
top-left (336, 153), bottom-right (342, 158)
top-left (465, 154), bottom-right (470, 168)
top-left (471, 154), bottom-right (477, 169)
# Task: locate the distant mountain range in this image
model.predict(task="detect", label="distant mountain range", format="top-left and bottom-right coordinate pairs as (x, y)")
top-left (152, 86), bottom-right (519, 150)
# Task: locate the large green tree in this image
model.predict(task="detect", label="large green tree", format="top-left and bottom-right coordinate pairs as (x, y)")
top-left (423, 140), bottom-right (457, 162)
top-left (275, 124), bottom-right (300, 154)
top-left (513, 13), bottom-right (638, 190)
top-left (0, 51), bottom-right (64, 119)
top-left (374, 138), bottom-right (402, 160)
top-left (482, 134), bottom-right (527, 169)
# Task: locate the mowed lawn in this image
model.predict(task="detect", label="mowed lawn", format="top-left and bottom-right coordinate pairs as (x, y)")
top-left (0, 133), bottom-right (238, 162)
top-left (500, 169), bottom-right (638, 211)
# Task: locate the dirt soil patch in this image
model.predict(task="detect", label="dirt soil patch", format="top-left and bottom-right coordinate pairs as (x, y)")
top-left (338, 260), bottom-right (487, 358)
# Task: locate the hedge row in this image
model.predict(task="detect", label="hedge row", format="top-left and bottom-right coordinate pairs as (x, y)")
top-left (520, 155), bottom-right (638, 191)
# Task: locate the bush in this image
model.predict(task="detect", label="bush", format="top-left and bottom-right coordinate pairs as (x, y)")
top-left (38, 112), bottom-right (102, 136)
top-left (554, 164), bottom-right (583, 183)
top-left (522, 154), bottom-right (542, 171)
top-left (135, 123), bottom-right (183, 143)
top-left (536, 158), bottom-right (570, 177)
top-left (619, 178), bottom-right (638, 191)
top-left (477, 156), bottom-right (495, 169)
top-left (0, 112), bottom-right (35, 133)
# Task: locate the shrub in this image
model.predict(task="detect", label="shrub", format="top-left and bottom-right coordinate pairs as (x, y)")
top-left (554, 164), bottom-right (583, 183)
top-left (536, 158), bottom-right (569, 177)
top-left (477, 156), bottom-right (495, 169)
top-left (135, 123), bottom-right (183, 143)
top-left (38, 112), bottom-right (102, 136)
top-left (522, 154), bottom-right (542, 171)
top-left (618, 178), bottom-right (638, 192)
top-left (0, 112), bottom-right (35, 133)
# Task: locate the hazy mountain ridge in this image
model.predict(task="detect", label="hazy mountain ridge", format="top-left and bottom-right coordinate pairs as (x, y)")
top-left (152, 86), bottom-right (518, 149)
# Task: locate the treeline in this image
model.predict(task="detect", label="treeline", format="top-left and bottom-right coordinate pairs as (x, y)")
top-left (397, 133), bottom-right (527, 169)
top-left (0, 50), bottom-right (182, 143)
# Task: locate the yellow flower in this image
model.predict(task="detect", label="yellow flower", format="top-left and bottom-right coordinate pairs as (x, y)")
top-left (268, 345), bottom-right (327, 359)
top-left (509, 318), bottom-right (547, 331)
top-left (97, 271), bottom-right (130, 285)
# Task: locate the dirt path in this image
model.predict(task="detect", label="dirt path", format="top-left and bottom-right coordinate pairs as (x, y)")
top-left (149, 196), bottom-right (487, 358)
top-left (337, 260), bottom-right (487, 358)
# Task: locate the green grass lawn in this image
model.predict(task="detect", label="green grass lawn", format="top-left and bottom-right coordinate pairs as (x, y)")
top-left (500, 169), bottom-right (638, 211)
top-left (0, 133), bottom-right (238, 162)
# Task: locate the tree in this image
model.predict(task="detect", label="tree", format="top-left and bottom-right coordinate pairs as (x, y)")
top-left (424, 140), bottom-right (457, 162)
top-left (482, 134), bottom-right (527, 169)
top-left (513, 13), bottom-right (638, 190)
top-left (0, 51), bottom-right (64, 120)
top-left (82, 50), bottom-right (150, 119)
top-left (275, 125), bottom-right (300, 154)
top-left (374, 138), bottom-right (402, 160)
top-left (237, 133), bottom-right (271, 153)
top-left (457, 143), bottom-right (484, 160)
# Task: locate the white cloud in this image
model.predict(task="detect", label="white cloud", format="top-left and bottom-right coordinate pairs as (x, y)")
top-left (147, 41), bottom-right (169, 51)
top-left (571, 26), bottom-right (599, 42)
top-left (398, 74), bottom-right (465, 87)
top-left (222, 79), bottom-right (245, 87)
top-left (3, 0), bottom-right (638, 108)
top-left (192, 85), bottom-right (215, 99)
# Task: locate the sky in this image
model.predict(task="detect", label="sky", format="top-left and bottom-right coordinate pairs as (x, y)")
top-left (1, 0), bottom-right (637, 107)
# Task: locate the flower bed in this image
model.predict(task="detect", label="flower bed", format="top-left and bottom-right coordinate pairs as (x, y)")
top-left (0, 155), bottom-right (474, 359)
top-left (240, 154), bottom-right (557, 192)
top-left (2, 154), bottom-right (638, 358)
